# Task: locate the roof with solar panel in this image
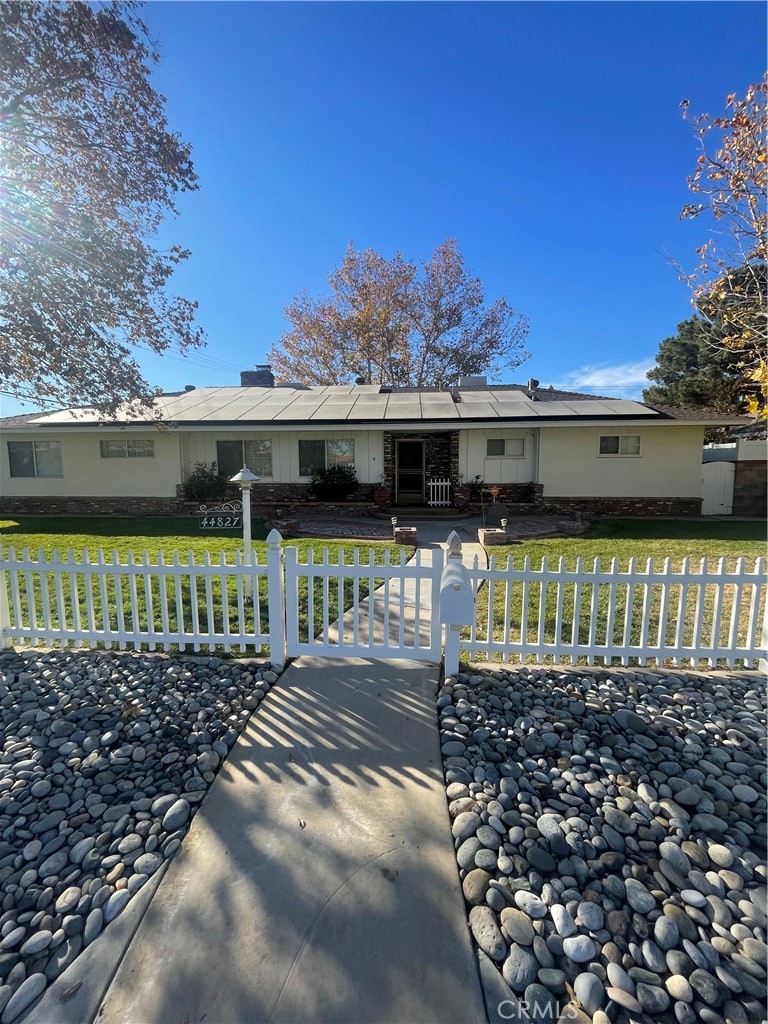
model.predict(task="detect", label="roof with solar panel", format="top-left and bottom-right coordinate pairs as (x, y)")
top-left (1, 366), bottom-right (743, 428)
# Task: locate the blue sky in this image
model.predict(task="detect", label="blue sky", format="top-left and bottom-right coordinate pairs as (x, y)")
top-left (6, 1), bottom-right (767, 414)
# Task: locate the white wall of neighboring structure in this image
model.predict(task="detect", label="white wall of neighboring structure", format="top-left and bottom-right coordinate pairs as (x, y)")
top-left (180, 430), bottom-right (385, 484)
top-left (537, 425), bottom-right (705, 496)
top-left (0, 431), bottom-right (182, 497)
top-left (736, 439), bottom-right (767, 461)
top-left (460, 428), bottom-right (537, 483)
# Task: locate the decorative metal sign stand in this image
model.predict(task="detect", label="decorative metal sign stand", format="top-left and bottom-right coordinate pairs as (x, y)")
top-left (197, 501), bottom-right (243, 530)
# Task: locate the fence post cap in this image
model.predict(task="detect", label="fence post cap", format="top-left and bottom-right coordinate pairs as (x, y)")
top-left (446, 531), bottom-right (462, 560)
top-left (266, 529), bottom-right (283, 546)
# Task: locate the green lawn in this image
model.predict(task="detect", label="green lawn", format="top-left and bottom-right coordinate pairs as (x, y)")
top-left (472, 519), bottom-right (767, 666)
top-left (0, 516), bottom-right (414, 655)
top-left (489, 518), bottom-right (766, 571)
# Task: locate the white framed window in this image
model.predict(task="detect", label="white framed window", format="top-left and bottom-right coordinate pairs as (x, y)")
top-left (100, 439), bottom-right (155, 459)
top-left (216, 439), bottom-right (273, 477)
top-left (486, 437), bottom-right (525, 457)
top-left (7, 440), bottom-right (63, 478)
top-left (599, 434), bottom-right (641, 457)
top-left (299, 439), bottom-right (355, 476)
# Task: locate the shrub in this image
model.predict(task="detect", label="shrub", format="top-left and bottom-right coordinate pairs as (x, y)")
top-left (309, 464), bottom-right (359, 501)
top-left (468, 475), bottom-right (485, 501)
top-left (183, 462), bottom-right (230, 503)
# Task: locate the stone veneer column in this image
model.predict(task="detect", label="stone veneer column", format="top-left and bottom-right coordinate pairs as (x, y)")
top-left (382, 432), bottom-right (395, 489)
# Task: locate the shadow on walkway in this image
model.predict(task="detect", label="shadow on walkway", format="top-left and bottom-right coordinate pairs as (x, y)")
top-left (96, 656), bottom-right (485, 1024)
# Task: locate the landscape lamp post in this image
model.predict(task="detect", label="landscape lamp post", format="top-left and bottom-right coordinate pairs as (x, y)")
top-left (229, 466), bottom-right (261, 593)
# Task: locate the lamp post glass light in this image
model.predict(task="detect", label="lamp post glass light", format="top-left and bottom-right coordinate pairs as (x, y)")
top-left (229, 467), bottom-right (260, 585)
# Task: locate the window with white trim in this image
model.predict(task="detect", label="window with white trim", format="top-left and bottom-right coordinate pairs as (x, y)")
top-left (100, 439), bottom-right (155, 459)
top-left (599, 434), bottom-right (641, 456)
top-left (216, 439), bottom-right (272, 477)
top-left (486, 438), bottom-right (525, 457)
top-left (299, 439), bottom-right (355, 476)
top-left (7, 440), bottom-right (63, 478)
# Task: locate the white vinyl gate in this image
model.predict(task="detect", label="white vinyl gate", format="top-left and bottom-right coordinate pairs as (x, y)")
top-left (283, 546), bottom-right (443, 660)
top-left (701, 462), bottom-right (735, 515)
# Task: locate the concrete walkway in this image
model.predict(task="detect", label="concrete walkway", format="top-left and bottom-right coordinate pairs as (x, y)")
top-left (92, 657), bottom-right (486, 1024)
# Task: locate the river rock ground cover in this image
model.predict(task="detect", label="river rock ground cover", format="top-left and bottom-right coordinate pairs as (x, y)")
top-left (0, 648), bottom-right (280, 1024)
top-left (440, 664), bottom-right (767, 1024)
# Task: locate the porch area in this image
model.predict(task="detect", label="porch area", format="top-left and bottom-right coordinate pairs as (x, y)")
top-left (378, 430), bottom-right (466, 510)
top-left (372, 429), bottom-right (543, 516)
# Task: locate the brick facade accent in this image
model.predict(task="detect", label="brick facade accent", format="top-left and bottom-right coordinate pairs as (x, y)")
top-left (383, 430), bottom-right (460, 504)
top-left (453, 485), bottom-right (471, 511)
top-left (733, 461), bottom-right (767, 517)
top-left (540, 496), bottom-right (703, 517)
top-left (0, 492), bottom-right (378, 519)
top-left (0, 496), bottom-right (185, 516)
top-left (468, 483), bottom-right (542, 516)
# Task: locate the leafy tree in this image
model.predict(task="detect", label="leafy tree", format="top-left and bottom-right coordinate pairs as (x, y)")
top-left (643, 317), bottom-right (744, 411)
top-left (676, 76), bottom-right (767, 418)
top-left (0, 1), bottom-right (204, 417)
top-left (269, 239), bottom-right (530, 387)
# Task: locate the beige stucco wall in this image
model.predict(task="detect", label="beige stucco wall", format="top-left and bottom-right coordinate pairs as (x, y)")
top-left (0, 422), bottom-right (707, 500)
top-left (459, 428), bottom-right (537, 483)
top-left (537, 424), bottom-right (705, 497)
top-left (181, 430), bottom-right (385, 484)
top-left (0, 430), bottom-right (182, 498)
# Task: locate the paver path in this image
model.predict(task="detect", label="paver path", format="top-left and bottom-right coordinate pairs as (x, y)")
top-left (95, 657), bottom-right (486, 1024)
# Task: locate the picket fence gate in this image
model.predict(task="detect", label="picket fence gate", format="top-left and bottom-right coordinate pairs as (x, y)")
top-left (1, 533), bottom-right (766, 670)
top-left (0, 532), bottom-right (444, 665)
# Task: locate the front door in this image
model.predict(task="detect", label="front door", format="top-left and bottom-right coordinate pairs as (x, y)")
top-left (395, 439), bottom-right (424, 504)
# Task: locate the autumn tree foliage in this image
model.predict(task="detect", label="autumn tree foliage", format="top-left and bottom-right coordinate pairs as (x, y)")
top-left (0, 1), bottom-right (204, 416)
top-left (269, 239), bottom-right (530, 388)
top-left (677, 75), bottom-right (767, 418)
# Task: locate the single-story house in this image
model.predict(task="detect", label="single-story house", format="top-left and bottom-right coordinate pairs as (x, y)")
top-left (0, 367), bottom-right (746, 518)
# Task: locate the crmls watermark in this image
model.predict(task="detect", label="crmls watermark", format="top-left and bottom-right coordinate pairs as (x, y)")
top-left (497, 998), bottom-right (574, 1020)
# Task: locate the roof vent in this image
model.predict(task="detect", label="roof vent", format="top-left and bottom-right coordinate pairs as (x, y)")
top-left (458, 375), bottom-right (487, 387)
top-left (527, 378), bottom-right (540, 400)
top-left (240, 364), bottom-right (275, 387)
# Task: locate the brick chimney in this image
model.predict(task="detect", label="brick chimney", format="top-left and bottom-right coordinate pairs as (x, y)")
top-left (240, 364), bottom-right (275, 387)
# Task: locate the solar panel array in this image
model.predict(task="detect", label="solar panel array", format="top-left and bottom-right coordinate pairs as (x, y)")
top-left (33, 385), bottom-right (664, 425)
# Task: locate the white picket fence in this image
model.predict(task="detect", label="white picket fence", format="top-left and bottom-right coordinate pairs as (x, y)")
top-left (1, 536), bottom-right (766, 669)
top-left (0, 541), bottom-right (278, 656)
top-left (461, 553), bottom-right (767, 668)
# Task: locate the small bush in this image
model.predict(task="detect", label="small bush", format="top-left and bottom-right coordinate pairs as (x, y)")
top-left (184, 462), bottom-right (230, 503)
top-left (468, 475), bottom-right (485, 501)
top-left (309, 465), bottom-right (359, 501)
